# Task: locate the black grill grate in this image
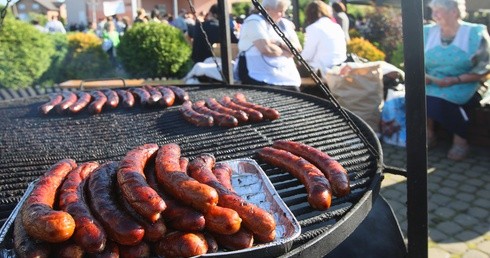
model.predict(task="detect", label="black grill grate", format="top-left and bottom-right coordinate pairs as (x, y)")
top-left (0, 85), bottom-right (383, 256)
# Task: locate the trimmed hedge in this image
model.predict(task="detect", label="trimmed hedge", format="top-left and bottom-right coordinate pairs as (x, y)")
top-left (0, 16), bottom-right (54, 89)
top-left (347, 37), bottom-right (386, 61)
top-left (118, 22), bottom-right (192, 78)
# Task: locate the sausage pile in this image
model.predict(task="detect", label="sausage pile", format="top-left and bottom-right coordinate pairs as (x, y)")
top-left (13, 143), bottom-right (277, 258)
top-left (39, 85), bottom-right (189, 115)
top-left (258, 140), bottom-right (351, 211)
top-left (180, 93), bottom-right (280, 127)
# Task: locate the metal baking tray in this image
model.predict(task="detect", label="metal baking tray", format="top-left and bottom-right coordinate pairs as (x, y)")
top-left (0, 158), bottom-right (301, 258)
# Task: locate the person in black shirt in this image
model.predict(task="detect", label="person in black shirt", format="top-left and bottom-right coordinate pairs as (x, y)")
top-left (191, 4), bottom-right (238, 63)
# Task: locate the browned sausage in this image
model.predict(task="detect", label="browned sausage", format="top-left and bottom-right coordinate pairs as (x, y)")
top-left (220, 96), bottom-right (263, 122)
top-left (167, 85), bottom-right (190, 103)
top-left (87, 162), bottom-right (145, 246)
top-left (154, 231), bottom-right (208, 258)
top-left (58, 161), bottom-right (107, 253)
top-left (155, 143), bottom-right (219, 213)
top-left (115, 89), bottom-right (135, 108)
top-left (14, 213), bottom-right (51, 258)
top-left (131, 87), bottom-right (151, 106)
top-left (116, 185), bottom-right (167, 243)
top-left (272, 140), bottom-right (350, 197)
top-left (39, 93), bottom-right (63, 115)
top-left (193, 100), bottom-right (238, 127)
top-left (206, 98), bottom-right (249, 123)
top-left (203, 232), bottom-right (219, 253)
top-left (258, 147), bottom-right (332, 210)
top-left (87, 91), bottom-right (108, 114)
top-left (144, 162), bottom-right (205, 232)
top-left (156, 86), bottom-right (176, 107)
top-left (142, 85), bottom-right (162, 105)
top-left (118, 241), bottom-right (151, 258)
top-left (69, 91), bottom-right (92, 113)
top-left (212, 162), bottom-right (234, 192)
top-left (188, 154), bottom-right (275, 242)
top-left (232, 93), bottom-right (280, 120)
top-left (21, 159), bottom-right (77, 243)
top-left (87, 240), bottom-right (119, 258)
top-left (179, 100), bottom-right (214, 127)
top-left (203, 205), bottom-right (242, 235)
top-left (55, 91), bottom-right (78, 114)
top-left (213, 227), bottom-right (254, 250)
top-left (103, 89), bottom-right (120, 109)
top-left (179, 157), bottom-right (189, 173)
top-left (117, 143), bottom-right (165, 222)
top-left (55, 241), bottom-right (84, 258)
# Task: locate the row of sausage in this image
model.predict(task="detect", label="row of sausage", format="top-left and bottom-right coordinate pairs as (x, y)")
top-left (38, 85), bottom-right (189, 115)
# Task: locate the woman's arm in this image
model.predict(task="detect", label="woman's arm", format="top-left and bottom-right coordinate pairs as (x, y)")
top-left (253, 39), bottom-right (288, 57)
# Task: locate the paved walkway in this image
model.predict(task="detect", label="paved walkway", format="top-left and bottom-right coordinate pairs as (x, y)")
top-left (380, 139), bottom-right (490, 258)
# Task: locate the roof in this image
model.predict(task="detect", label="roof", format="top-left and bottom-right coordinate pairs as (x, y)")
top-left (34, 0), bottom-right (58, 10)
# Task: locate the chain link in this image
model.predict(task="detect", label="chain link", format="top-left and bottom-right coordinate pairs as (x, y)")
top-left (251, 0), bottom-right (379, 157)
top-left (0, 0), bottom-right (13, 30)
top-left (187, 0), bottom-right (228, 84)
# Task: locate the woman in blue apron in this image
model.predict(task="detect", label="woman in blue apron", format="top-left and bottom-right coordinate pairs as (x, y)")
top-left (425, 0), bottom-right (490, 160)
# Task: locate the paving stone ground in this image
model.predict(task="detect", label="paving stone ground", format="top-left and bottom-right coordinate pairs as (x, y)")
top-left (380, 139), bottom-right (490, 258)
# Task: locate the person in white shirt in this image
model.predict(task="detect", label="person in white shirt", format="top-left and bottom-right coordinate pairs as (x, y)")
top-left (236, 0), bottom-right (302, 90)
top-left (45, 15), bottom-right (66, 34)
top-left (301, 1), bottom-right (347, 76)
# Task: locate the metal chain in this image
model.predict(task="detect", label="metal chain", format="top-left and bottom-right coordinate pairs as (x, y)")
top-left (251, 0), bottom-right (379, 157)
top-left (187, 0), bottom-right (228, 84)
top-left (0, 0), bottom-right (12, 30)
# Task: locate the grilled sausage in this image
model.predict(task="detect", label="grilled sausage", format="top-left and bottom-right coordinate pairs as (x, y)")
top-left (212, 162), bottom-right (234, 192)
top-left (58, 161), bottom-right (107, 253)
top-left (87, 91), bottom-right (108, 114)
top-left (103, 89), bottom-right (119, 109)
top-left (87, 162), bottom-right (145, 246)
top-left (189, 154), bottom-right (275, 242)
top-left (258, 147), bottom-right (332, 210)
top-left (55, 91), bottom-right (78, 114)
top-left (115, 89), bottom-right (135, 108)
top-left (117, 186), bottom-right (167, 243)
top-left (180, 100), bottom-right (214, 127)
top-left (156, 86), bottom-right (176, 107)
top-left (142, 85), bottom-right (162, 105)
top-left (87, 240), bottom-right (119, 258)
top-left (272, 140), bottom-right (350, 197)
top-left (203, 232), bottom-right (219, 253)
top-left (55, 241), bottom-right (84, 258)
top-left (206, 98), bottom-right (249, 123)
top-left (154, 231), bottom-right (208, 258)
top-left (179, 157), bottom-right (189, 173)
top-left (145, 161), bottom-right (205, 232)
top-left (193, 100), bottom-right (238, 127)
top-left (232, 93), bottom-right (280, 120)
top-left (118, 241), bottom-right (151, 258)
top-left (39, 93), bottom-right (63, 115)
top-left (220, 96), bottom-right (263, 122)
top-left (117, 143), bottom-right (165, 222)
top-left (131, 87), bottom-right (151, 106)
top-left (203, 205), bottom-right (242, 235)
top-left (213, 227), bottom-right (254, 250)
top-left (155, 143), bottom-right (218, 213)
top-left (69, 91), bottom-right (92, 113)
top-left (167, 85), bottom-right (190, 103)
top-left (21, 159), bottom-right (77, 243)
top-left (14, 214), bottom-right (51, 258)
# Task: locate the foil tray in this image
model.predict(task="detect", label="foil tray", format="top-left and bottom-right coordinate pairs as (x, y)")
top-left (0, 158), bottom-right (301, 258)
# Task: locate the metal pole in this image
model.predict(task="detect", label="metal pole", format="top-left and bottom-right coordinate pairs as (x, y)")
top-left (291, 0), bottom-right (300, 30)
top-left (401, 0), bottom-right (428, 257)
top-left (218, 0), bottom-right (233, 84)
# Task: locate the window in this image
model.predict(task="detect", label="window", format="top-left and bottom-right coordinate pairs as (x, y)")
top-left (32, 3), bottom-right (40, 10)
top-left (18, 3), bottom-right (26, 10)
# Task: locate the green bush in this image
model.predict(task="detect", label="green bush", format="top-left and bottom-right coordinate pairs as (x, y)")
top-left (347, 37), bottom-right (386, 61)
top-left (362, 7), bottom-right (402, 61)
top-left (57, 32), bottom-right (114, 81)
top-left (37, 33), bottom-right (69, 86)
top-left (118, 23), bottom-right (192, 78)
top-left (389, 42), bottom-right (404, 69)
top-left (0, 16), bottom-right (55, 89)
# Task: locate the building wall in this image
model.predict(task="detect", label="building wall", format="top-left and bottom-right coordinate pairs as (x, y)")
top-left (15, 0), bottom-right (48, 21)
